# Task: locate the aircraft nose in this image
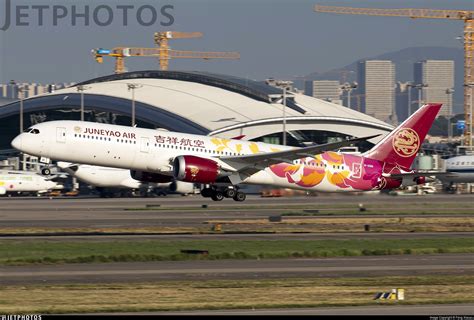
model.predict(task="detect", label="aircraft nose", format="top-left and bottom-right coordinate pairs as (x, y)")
top-left (11, 135), bottom-right (23, 151)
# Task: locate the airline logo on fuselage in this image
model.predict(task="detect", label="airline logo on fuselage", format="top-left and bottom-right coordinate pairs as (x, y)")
top-left (392, 128), bottom-right (419, 158)
top-left (84, 127), bottom-right (136, 139)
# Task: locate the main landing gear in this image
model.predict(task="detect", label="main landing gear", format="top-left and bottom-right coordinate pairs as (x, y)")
top-left (201, 186), bottom-right (246, 202)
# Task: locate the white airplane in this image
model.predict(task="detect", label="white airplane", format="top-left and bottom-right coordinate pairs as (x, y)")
top-left (0, 170), bottom-right (61, 196)
top-left (438, 155), bottom-right (474, 185)
top-left (12, 104), bottom-right (443, 201)
top-left (56, 162), bottom-right (195, 197)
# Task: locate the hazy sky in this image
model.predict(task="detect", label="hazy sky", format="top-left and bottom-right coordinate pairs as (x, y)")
top-left (0, 0), bottom-right (472, 84)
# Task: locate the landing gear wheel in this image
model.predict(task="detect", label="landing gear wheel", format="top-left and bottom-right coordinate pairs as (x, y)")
top-left (201, 188), bottom-right (213, 198)
top-left (233, 191), bottom-right (246, 202)
top-left (41, 167), bottom-right (51, 176)
top-left (224, 188), bottom-right (237, 198)
top-left (211, 191), bottom-right (224, 201)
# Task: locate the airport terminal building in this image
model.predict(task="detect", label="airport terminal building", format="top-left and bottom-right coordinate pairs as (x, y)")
top-left (0, 71), bottom-right (393, 154)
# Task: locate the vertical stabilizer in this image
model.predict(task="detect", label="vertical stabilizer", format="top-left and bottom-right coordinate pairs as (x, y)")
top-left (364, 104), bottom-right (442, 169)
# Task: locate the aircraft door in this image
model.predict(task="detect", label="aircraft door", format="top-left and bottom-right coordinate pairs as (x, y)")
top-left (140, 137), bottom-right (150, 153)
top-left (56, 127), bottom-right (66, 143)
top-left (352, 162), bottom-right (362, 179)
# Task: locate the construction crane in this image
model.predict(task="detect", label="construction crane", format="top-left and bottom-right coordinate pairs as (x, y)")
top-left (314, 5), bottom-right (474, 147)
top-left (93, 31), bottom-right (240, 74)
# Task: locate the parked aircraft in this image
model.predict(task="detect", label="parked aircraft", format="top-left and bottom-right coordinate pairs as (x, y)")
top-left (0, 170), bottom-right (61, 196)
top-left (12, 104), bottom-right (442, 201)
top-left (438, 154), bottom-right (474, 186)
top-left (57, 162), bottom-right (195, 197)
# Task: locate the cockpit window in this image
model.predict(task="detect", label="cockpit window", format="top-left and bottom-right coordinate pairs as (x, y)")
top-left (24, 128), bottom-right (40, 134)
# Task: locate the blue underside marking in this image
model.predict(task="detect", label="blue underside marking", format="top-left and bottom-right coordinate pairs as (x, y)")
top-left (447, 169), bottom-right (474, 173)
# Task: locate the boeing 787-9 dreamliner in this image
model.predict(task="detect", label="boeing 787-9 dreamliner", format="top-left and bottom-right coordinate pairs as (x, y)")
top-left (12, 104), bottom-right (442, 201)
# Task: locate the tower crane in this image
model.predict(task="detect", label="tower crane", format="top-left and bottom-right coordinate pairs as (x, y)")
top-left (315, 5), bottom-right (474, 146)
top-left (93, 31), bottom-right (240, 74)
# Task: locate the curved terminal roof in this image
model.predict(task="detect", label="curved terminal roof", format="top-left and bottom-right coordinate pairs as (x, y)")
top-left (1, 71), bottom-right (393, 143)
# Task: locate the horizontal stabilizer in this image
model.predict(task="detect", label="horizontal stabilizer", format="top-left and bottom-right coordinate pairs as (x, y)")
top-left (382, 171), bottom-right (454, 179)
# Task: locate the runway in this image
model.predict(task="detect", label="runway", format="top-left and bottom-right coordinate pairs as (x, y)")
top-left (0, 194), bottom-right (473, 230)
top-left (1, 195), bottom-right (472, 314)
top-left (0, 232), bottom-right (470, 241)
top-left (115, 304), bottom-right (474, 315)
top-left (1, 253), bottom-right (472, 285)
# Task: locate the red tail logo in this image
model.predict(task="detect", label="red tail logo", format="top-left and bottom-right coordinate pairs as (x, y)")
top-left (364, 103), bottom-right (441, 169)
top-left (392, 128), bottom-right (420, 158)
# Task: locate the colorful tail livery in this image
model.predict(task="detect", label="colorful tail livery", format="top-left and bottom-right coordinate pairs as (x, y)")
top-left (364, 103), bottom-right (442, 170)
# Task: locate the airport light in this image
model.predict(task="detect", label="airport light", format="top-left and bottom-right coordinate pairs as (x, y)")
top-left (127, 83), bottom-right (143, 127)
top-left (414, 83), bottom-right (429, 112)
top-left (405, 82), bottom-right (414, 117)
top-left (76, 85), bottom-right (90, 121)
top-left (275, 81), bottom-right (293, 146)
top-left (17, 86), bottom-right (25, 134)
top-left (268, 80), bottom-right (293, 145)
top-left (340, 82), bottom-right (358, 109)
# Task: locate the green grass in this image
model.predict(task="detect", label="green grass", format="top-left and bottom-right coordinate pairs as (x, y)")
top-left (0, 238), bottom-right (472, 265)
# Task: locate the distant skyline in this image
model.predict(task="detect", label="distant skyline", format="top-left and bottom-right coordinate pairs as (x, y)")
top-left (0, 0), bottom-right (472, 83)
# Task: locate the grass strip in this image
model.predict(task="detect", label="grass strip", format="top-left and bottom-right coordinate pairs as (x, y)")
top-left (0, 238), bottom-right (472, 265)
top-left (123, 201), bottom-right (474, 211)
top-left (0, 275), bottom-right (473, 314)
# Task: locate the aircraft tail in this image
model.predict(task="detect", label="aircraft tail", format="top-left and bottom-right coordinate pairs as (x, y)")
top-left (364, 103), bottom-right (442, 169)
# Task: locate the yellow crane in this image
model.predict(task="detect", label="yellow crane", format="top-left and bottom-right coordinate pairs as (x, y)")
top-left (314, 5), bottom-right (474, 146)
top-left (93, 31), bottom-right (240, 74)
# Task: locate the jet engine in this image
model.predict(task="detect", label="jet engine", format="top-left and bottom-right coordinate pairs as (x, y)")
top-left (173, 155), bottom-right (220, 183)
top-left (130, 170), bottom-right (173, 183)
top-left (169, 181), bottom-right (195, 194)
top-left (401, 175), bottom-right (426, 187)
top-left (414, 176), bottom-right (426, 185)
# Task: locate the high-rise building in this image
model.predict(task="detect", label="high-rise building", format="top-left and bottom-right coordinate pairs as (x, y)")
top-left (0, 82), bottom-right (76, 100)
top-left (414, 60), bottom-right (454, 117)
top-left (305, 80), bottom-right (342, 105)
top-left (395, 81), bottom-right (410, 123)
top-left (357, 60), bottom-right (396, 124)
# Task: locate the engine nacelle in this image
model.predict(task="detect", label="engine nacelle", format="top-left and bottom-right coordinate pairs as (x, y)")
top-left (173, 155), bottom-right (220, 183)
top-left (401, 175), bottom-right (426, 187)
top-left (130, 170), bottom-right (173, 183)
top-left (414, 176), bottom-right (426, 185)
top-left (169, 181), bottom-right (195, 194)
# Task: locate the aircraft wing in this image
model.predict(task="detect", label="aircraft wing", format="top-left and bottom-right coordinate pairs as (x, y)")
top-left (220, 134), bottom-right (380, 177)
